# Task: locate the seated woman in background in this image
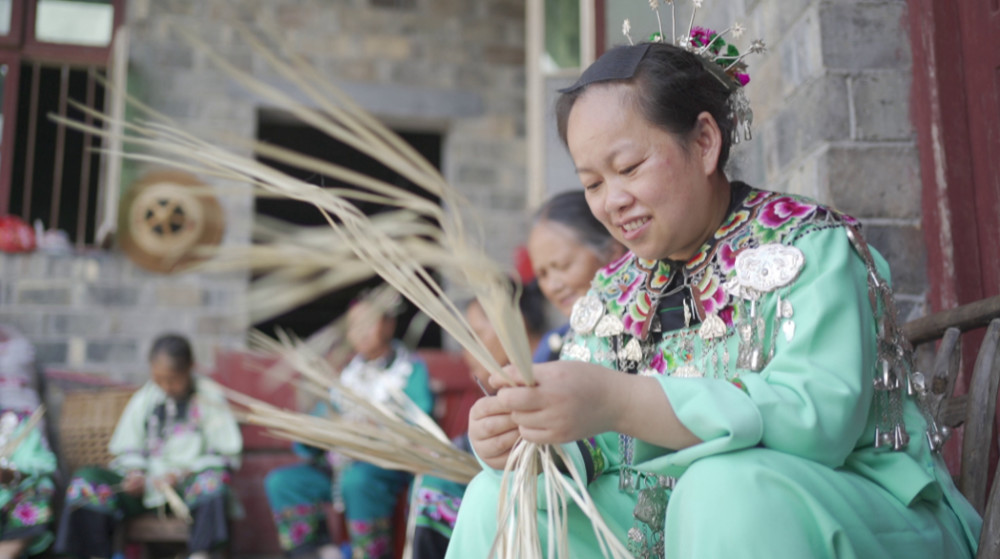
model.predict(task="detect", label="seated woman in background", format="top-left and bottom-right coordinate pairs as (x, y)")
top-left (528, 190), bottom-right (625, 362)
top-left (55, 333), bottom-right (242, 559)
top-left (0, 325), bottom-right (57, 559)
top-left (265, 297), bottom-right (434, 559)
top-left (409, 280), bottom-right (546, 559)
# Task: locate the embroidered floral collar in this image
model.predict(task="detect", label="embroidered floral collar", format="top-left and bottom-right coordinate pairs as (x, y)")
top-left (574, 185), bottom-right (856, 340)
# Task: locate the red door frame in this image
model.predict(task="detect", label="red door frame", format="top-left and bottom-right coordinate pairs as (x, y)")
top-left (907, 0), bottom-right (1000, 472)
top-left (907, 0), bottom-right (981, 313)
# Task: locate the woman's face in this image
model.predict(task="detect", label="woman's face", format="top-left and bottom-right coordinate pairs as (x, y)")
top-left (150, 353), bottom-right (193, 400)
top-left (346, 302), bottom-right (395, 361)
top-left (528, 220), bottom-right (609, 318)
top-left (567, 84), bottom-right (719, 262)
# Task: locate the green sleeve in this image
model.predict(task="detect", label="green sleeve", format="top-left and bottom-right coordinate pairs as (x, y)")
top-left (647, 227), bottom-right (879, 473)
top-left (10, 422), bottom-right (56, 477)
top-left (404, 360), bottom-right (435, 416)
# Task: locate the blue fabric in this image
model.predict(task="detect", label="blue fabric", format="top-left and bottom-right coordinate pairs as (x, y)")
top-left (532, 323), bottom-right (570, 363)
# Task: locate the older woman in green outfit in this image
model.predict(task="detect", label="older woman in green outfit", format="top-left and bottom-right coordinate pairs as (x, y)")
top-left (0, 325), bottom-right (57, 559)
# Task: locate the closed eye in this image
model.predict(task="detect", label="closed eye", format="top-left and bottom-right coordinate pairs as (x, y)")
top-left (620, 162), bottom-right (641, 175)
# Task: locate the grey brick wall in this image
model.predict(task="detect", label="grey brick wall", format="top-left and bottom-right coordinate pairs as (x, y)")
top-left (0, 0), bottom-right (528, 382)
top-left (715, 0), bottom-right (926, 319)
top-left (0, 252), bottom-right (248, 383)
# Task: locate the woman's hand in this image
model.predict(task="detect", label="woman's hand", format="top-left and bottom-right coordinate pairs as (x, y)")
top-left (153, 471), bottom-right (181, 489)
top-left (122, 471), bottom-right (146, 496)
top-left (491, 361), bottom-right (625, 445)
top-left (467, 395), bottom-right (520, 470)
top-left (492, 361), bottom-right (702, 450)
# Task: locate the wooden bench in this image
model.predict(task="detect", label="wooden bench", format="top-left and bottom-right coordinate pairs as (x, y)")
top-left (902, 294), bottom-right (1000, 557)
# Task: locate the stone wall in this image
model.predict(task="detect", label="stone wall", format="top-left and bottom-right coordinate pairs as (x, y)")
top-left (0, 0), bottom-right (528, 383)
top-left (704, 0), bottom-right (926, 318)
top-left (0, 252), bottom-right (248, 382)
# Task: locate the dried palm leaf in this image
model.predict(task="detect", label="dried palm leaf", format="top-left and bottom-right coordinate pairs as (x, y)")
top-left (0, 406), bottom-right (46, 462)
top-left (156, 481), bottom-right (193, 524)
top-left (53, 22), bottom-right (630, 559)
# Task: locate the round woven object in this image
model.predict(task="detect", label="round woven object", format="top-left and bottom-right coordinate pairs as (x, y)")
top-left (119, 171), bottom-right (225, 274)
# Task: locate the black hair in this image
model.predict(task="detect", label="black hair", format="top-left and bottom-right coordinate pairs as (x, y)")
top-left (556, 42), bottom-right (735, 170)
top-left (534, 190), bottom-right (619, 258)
top-left (518, 280), bottom-right (548, 337)
top-left (149, 333), bottom-right (194, 373)
top-left (463, 278), bottom-right (549, 338)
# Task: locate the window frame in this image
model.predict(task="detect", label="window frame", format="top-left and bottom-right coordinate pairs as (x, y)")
top-left (23, 0), bottom-right (124, 65)
top-left (0, 0), bottom-right (26, 48)
top-left (0, 50), bottom-right (21, 214)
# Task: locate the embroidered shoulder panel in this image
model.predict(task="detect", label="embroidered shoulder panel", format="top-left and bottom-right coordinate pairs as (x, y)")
top-left (587, 188), bottom-right (857, 338)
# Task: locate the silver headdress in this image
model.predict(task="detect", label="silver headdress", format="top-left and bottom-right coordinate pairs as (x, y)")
top-left (623, 0), bottom-right (765, 143)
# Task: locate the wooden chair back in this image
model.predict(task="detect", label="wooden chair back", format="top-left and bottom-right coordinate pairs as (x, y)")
top-left (902, 295), bottom-right (1000, 557)
top-left (58, 387), bottom-right (136, 473)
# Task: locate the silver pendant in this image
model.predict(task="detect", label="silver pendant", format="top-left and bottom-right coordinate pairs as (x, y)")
top-left (779, 299), bottom-right (794, 318)
top-left (673, 365), bottom-right (704, 378)
top-left (633, 487), bottom-right (668, 529)
top-left (620, 338), bottom-right (643, 362)
top-left (699, 313), bottom-right (726, 340)
top-left (594, 314), bottom-right (625, 337)
top-left (733, 244), bottom-right (805, 293)
top-left (563, 343), bottom-right (592, 362)
top-left (570, 294), bottom-right (605, 335)
top-left (782, 320), bottom-right (796, 341)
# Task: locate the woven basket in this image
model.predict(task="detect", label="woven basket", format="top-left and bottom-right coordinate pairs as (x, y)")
top-left (59, 388), bottom-right (136, 473)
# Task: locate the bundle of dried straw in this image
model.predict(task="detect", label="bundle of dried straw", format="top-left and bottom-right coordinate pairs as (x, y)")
top-left (56, 22), bottom-right (629, 558)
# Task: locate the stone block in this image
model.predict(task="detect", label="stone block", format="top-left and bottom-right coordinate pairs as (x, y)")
top-left (850, 71), bottom-right (914, 141)
top-left (86, 339), bottom-right (140, 364)
top-left (85, 286), bottom-right (141, 307)
top-left (197, 315), bottom-right (246, 336)
top-left (749, 0), bottom-right (815, 50)
top-left (778, 7), bottom-right (824, 95)
top-left (17, 285), bottom-right (73, 305)
top-left (824, 145), bottom-right (921, 219)
top-left (45, 314), bottom-right (109, 337)
top-left (484, 45), bottom-right (525, 66)
top-left (0, 313), bottom-right (43, 336)
top-left (862, 223), bottom-right (927, 296)
top-left (456, 165), bottom-right (498, 186)
top-left (781, 146), bottom-right (826, 202)
top-left (819, 4), bottom-right (912, 69)
top-left (156, 285), bottom-right (203, 307)
top-left (772, 75), bottom-right (850, 170)
top-left (363, 35), bottom-right (413, 60)
top-left (35, 341), bottom-right (69, 366)
top-left (487, 0), bottom-right (524, 20)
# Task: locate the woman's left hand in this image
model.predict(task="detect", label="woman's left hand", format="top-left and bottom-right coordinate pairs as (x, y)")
top-left (491, 361), bottom-right (628, 445)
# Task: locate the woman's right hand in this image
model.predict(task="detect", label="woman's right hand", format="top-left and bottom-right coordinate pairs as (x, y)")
top-left (122, 471), bottom-right (145, 496)
top-left (468, 395), bottom-right (520, 470)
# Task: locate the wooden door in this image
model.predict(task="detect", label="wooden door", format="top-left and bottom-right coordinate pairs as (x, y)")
top-left (958, 0), bottom-right (1000, 301)
top-left (909, 0), bottom-right (1000, 474)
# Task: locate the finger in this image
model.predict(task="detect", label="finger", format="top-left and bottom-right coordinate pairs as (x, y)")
top-left (518, 425), bottom-right (559, 445)
top-left (496, 386), bottom-right (545, 413)
top-left (490, 363), bottom-right (531, 388)
top-left (469, 396), bottom-right (512, 419)
top-left (470, 413), bottom-right (518, 440)
top-left (475, 429), bottom-right (522, 460)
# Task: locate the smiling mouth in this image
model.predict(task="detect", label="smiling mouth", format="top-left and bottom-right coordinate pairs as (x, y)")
top-left (621, 217), bottom-right (650, 232)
